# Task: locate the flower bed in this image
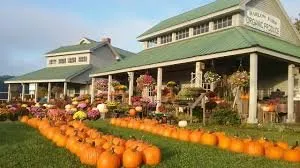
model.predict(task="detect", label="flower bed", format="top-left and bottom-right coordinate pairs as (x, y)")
top-left (110, 118), bottom-right (300, 163)
top-left (21, 117), bottom-right (162, 168)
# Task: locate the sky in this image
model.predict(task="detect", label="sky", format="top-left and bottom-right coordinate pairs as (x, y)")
top-left (0, 0), bottom-right (299, 76)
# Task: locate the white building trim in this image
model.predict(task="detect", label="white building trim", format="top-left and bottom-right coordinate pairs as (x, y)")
top-left (45, 50), bottom-right (91, 57)
top-left (137, 6), bottom-right (241, 41)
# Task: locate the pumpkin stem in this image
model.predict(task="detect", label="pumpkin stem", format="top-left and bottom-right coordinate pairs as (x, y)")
top-left (292, 141), bottom-right (299, 149)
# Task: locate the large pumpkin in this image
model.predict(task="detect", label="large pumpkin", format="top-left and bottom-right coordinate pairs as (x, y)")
top-left (20, 116), bottom-right (29, 123)
top-left (265, 145), bottom-right (284, 160)
top-left (201, 132), bottom-right (218, 146)
top-left (97, 150), bottom-right (121, 168)
top-left (218, 135), bottom-right (231, 150)
top-left (229, 138), bottom-right (245, 153)
top-left (178, 129), bottom-right (191, 142)
top-left (189, 130), bottom-right (203, 143)
top-left (122, 148), bottom-right (143, 168)
top-left (129, 109), bottom-right (136, 116)
top-left (143, 146), bottom-right (161, 166)
top-left (276, 141), bottom-right (289, 150)
top-left (80, 146), bottom-right (103, 166)
top-left (283, 149), bottom-right (300, 162)
top-left (244, 141), bottom-right (264, 157)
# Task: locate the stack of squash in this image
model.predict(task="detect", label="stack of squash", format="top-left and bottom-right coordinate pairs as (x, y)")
top-left (110, 117), bottom-right (300, 163)
top-left (20, 116), bottom-right (161, 168)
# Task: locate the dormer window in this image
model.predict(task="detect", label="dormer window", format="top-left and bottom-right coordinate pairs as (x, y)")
top-left (193, 22), bottom-right (209, 35)
top-left (58, 58), bottom-right (66, 64)
top-left (161, 34), bottom-right (172, 44)
top-left (79, 56), bottom-right (87, 62)
top-left (49, 59), bottom-right (57, 65)
top-left (147, 38), bottom-right (157, 48)
top-left (68, 57), bottom-right (76, 63)
top-left (214, 16), bottom-right (232, 30)
top-left (176, 28), bottom-right (189, 40)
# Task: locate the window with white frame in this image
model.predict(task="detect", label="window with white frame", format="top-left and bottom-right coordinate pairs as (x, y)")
top-left (58, 58), bottom-right (66, 64)
top-left (176, 28), bottom-right (189, 40)
top-left (161, 34), bottom-right (172, 44)
top-left (193, 22), bottom-right (209, 35)
top-left (147, 38), bottom-right (157, 48)
top-left (78, 56), bottom-right (87, 62)
top-left (49, 59), bottom-right (57, 65)
top-left (214, 16), bottom-right (232, 30)
top-left (68, 57), bottom-right (76, 63)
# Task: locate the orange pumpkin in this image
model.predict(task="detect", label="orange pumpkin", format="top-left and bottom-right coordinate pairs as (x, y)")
top-left (56, 134), bottom-right (68, 147)
top-left (218, 135), bottom-right (231, 150)
top-left (97, 150), bottom-right (121, 168)
top-left (265, 145), bottom-right (284, 160)
top-left (110, 118), bottom-right (117, 125)
top-left (80, 146), bottom-right (103, 166)
top-left (201, 132), bottom-right (218, 146)
top-left (178, 129), bottom-right (191, 142)
top-left (171, 130), bottom-right (179, 139)
top-left (122, 148), bottom-right (143, 168)
top-left (129, 109), bottom-right (136, 116)
top-left (143, 146), bottom-right (161, 166)
top-left (244, 141), bottom-right (264, 157)
top-left (283, 149), bottom-right (300, 162)
top-left (189, 130), bottom-right (203, 143)
top-left (229, 138), bottom-right (245, 153)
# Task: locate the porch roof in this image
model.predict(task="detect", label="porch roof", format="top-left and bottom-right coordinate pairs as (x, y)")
top-left (91, 26), bottom-right (300, 76)
top-left (5, 65), bottom-right (92, 84)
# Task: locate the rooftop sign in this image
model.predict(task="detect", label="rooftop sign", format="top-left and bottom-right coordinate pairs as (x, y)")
top-left (245, 8), bottom-right (281, 37)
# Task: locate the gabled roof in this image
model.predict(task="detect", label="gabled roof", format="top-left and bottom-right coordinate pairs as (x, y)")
top-left (46, 42), bottom-right (104, 55)
top-left (138, 0), bottom-right (241, 38)
top-left (91, 26), bottom-right (300, 76)
top-left (113, 47), bottom-right (137, 59)
top-left (5, 65), bottom-right (92, 83)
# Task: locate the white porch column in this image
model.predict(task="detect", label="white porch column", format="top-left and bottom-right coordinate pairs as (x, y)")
top-left (21, 84), bottom-right (25, 101)
top-left (63, 82), bottom-right (68, 97)
top-left (287, 64), bottom-right (295, 123)
top-left (128, 72), bottom-right (134, 105)
top-left (91, 78), bottom-right (95, 103)
top-left (47, 83), bottom-right (51, 102)
top-left (108, 75), bottom-right (112, 102)
top-left (156, 68), bottom-right (163, 110)
top-left (35, 83), bottom-right (39, 103)
top-left (195, 62), bottom-right (203, 87)
top-left (247, 53), bottom-right (258, 124)
top-left (7, 84), bottom-right (11, 102)
top-left (209, 21), bottom-right (214, 32)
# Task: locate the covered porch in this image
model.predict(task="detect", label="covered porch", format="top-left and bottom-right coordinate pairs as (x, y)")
top-left (5, 65), bottom-right (92, 103)
top-left (90, 27), bottom-right (300, 124)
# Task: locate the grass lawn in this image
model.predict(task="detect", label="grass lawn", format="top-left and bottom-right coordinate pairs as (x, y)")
top-left (1, 121), bottom-right (300, 168)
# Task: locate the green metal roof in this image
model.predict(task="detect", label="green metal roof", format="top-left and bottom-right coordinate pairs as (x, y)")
top-left (46, 42), bottom-right (104, 55)
top-left (113, 47), bottom-right (136, 59)
top-left (7, 65), bottom-right (91, 82)
top-left (92, 27), bottom-right (300, 75)
top-left (138, 0), bottom-right (241, 38)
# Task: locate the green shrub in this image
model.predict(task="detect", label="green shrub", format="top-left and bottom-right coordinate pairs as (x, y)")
top-left (211, 108), bottom-right (241, 126)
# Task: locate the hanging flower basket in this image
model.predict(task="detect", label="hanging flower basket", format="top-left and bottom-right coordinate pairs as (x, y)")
top-left (94, 78), bottom-right (108, 91)
top-left (204, 71), bottom-right (221, 83)
top-left (228, 71), bottom-right (250, 88)
top-left (136, 74), bottom-right (155, 90)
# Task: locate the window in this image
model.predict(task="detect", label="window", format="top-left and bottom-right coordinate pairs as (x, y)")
top-left (214, 16), bottom-right (232, 30)
top-left (68, 57), bottom-right (76, 63)
top-left (176, 28), bottom-right (189, 40)
top-left (58, 58), bottom-right (66, 64)
top-left (147, 38), bottom-right (157, 48)
top-left (161, 34), bottom-right (172, 44)
top-left (193, 23), bottom-right (209, 35)
top-left (49, 59), bottom-right (56, 65)
top-left (78, 56), bottom-right (87, 62)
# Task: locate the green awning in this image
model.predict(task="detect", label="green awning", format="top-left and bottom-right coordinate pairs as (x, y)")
top-left (92, 27), bottom-right (300, 76)
top-left (6, 65), bottom-right (92, 83)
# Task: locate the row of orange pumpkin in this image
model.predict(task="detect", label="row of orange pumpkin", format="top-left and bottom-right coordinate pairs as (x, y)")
top-left (110, 117), bottom-right (300, 163)
top-left (20, 116), bottom-right (161, 168)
